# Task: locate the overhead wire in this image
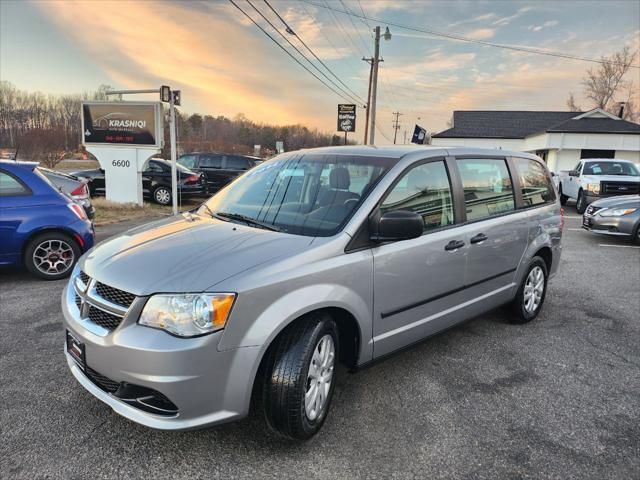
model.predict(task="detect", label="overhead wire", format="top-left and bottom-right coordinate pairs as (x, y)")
top-left (302, 0), bottom-right (640, 68)
top-left (241, 0), bottom-right (365, 105)
top-left (262, 0), bottom-right (366, 104)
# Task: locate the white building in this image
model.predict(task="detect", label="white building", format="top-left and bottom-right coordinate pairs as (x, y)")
top-left (432, 109), bottom-right (640, 172)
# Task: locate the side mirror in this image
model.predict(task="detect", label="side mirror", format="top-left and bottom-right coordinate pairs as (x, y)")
top-left (569, 170), bottom-right (579, 177)
top-left (371, 210), bottom-right (423, 242)
top-left (550, 171), bottom-right (556, 177)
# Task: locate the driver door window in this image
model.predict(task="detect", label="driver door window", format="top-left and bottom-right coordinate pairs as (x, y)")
top-left (380, 160), bottom-right (454, 232)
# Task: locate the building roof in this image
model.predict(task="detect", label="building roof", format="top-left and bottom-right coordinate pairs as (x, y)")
top-left (433, 109), bottom-right (640, 139)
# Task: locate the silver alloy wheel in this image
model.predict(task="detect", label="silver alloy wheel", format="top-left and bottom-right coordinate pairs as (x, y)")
top-left (305, 334), bottom-right (335, 421)
top-left (32, 239), bottom-right (75, 276)
top-left (523, 266), bottom-right (544, 313)
top-left (155, 188), bottom-right (171, 205)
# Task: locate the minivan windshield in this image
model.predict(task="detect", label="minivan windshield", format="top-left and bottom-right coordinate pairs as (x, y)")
top-left (198, 153), bottom-right (393, 236)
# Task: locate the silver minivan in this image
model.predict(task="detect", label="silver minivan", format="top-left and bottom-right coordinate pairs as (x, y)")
top-left (62, 146), bottom-right (562, 440)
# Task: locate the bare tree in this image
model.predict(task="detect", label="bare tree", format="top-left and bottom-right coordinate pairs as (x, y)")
top-left (566, 92), bottom-right (581, 112)
top-left (582, 46), bottom-right (637, 114)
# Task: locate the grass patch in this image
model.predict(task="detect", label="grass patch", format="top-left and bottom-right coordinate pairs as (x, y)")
top-left (92, 198), bottom-right (202, 226)
top-left (57, 159), bottom-right (100, 171)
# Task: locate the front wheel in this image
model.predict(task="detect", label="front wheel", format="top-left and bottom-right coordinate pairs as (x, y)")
top-left (24, 232), bottom-right (81, 280)
top-left (633, 223), bottom-right (640, 246)
top-left (262, 312), bottom-right (339, 440)
top-left (576, 190), bottom-right (587, 214)
top-left (510, 256), bottom-right (548, 324)
top-left (153, 186), bottom-right (172, 205)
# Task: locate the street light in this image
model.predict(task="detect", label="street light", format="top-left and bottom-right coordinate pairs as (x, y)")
top-left (383, 27), bottom-right (392, 41)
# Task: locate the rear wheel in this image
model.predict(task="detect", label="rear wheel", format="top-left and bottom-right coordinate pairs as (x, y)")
top-left (24, 232), bottom-right (80, 280)
top-left (576, 189), bottom-right (587, 214)
top-left (153, 186), bottom-right (172, 205)
top-left (262, 312), bottom-right (339, 440)
top-left (510, 256), bottom-right (548, 324)
top-left (558, 184), bottom-right (568, 206)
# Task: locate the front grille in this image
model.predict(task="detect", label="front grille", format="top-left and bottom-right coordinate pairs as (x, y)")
top-left (75, 295), bottom-right (82, 310)
top-left (79, 271), bottom-right (90, 285)
top-left (95, 282), bottom-right (136, 309)
top-left (82, 366), bottom-right (179, 416)
top-left (87, 306), bottom-right (122, 331)
top-left (601, 182), bottom-right (640, 195)
top-left (85, 365), bottom-right (120, 393)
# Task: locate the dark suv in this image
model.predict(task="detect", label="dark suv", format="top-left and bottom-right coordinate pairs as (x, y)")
top-left (177, 153), bottom-right (259, 192)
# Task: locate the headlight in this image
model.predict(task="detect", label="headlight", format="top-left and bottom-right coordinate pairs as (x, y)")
top-left (599, 208), bottom-right (637, 217)
top-left (139, 293), bottom-right (236, 337)
top-left (586, 183), bottom-right (600, 194)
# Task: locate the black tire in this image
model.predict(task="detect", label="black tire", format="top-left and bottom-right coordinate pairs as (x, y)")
top-left (632, 223), bottom-right (640, 246)
top-left (153, 186), bottom-right (172, 205)
top-left (510, 256), bottom-right (548, 324)
top-left (262, 312), bottom-right (339, 440)
top-left (576, 189), bottom-right (587, 214)
top-left (558, 184), bottom-right (568, 206)
top-left (24, 232), bottom-right (81, 280)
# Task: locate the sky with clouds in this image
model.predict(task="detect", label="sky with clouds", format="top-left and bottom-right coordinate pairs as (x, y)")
top-left (1, 0), bottom-right (638, 144)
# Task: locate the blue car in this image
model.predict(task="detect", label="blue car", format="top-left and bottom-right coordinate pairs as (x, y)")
top-left (0, 161), bottom-right (95, 279)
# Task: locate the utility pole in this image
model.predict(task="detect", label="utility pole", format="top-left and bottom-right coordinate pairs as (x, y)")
top-left (392, 111), bottom-right (403, 144)
top-left (362, 57), bottom-right (373, 145)
top-left (403, 130), bottom-right (407, 144)
top-left (368, 26), bottom-right (391, 145)
top-left (168, 93), bottom-right (178, 216)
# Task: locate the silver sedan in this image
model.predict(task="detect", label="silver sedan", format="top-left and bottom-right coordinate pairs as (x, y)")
top-left (582, 195), bottom-right (640, 244)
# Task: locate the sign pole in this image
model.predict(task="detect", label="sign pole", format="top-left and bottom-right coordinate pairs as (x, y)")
top-left (344, 131), bottom-right (347, 145)
top-left (169, 94), bottom-right (178, 216)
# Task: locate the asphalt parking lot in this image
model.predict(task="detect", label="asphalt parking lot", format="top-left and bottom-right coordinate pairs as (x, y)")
top-left (1, 207), bottom-right (639, 479)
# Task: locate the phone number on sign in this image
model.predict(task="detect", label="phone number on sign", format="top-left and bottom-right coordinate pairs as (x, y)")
top-left (105, 135), bottom-right (135, 143)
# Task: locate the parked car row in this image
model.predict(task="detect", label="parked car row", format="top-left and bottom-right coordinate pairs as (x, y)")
top-left (73, 158), bottom-right (209, 206)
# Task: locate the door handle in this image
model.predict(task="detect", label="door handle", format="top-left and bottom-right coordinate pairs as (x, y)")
top-left (445, 240), bottom-right (465, 251)
top-left (470, 233), bottom-right (488, 244)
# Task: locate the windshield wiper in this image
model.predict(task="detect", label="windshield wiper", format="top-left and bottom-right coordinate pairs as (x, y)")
top-left (214, 212), bottom-right (283, 232)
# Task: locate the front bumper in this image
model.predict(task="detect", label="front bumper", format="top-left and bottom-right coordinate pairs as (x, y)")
top-left (581, 213), bottom-right (636, 236)
top-left (61, 282), bottom-right (260, 431)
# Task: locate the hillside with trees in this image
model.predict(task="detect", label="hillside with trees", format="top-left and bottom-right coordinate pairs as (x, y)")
top-left (0, 81), bottom-right (347, 167)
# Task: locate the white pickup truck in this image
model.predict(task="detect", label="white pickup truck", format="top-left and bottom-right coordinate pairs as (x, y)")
top-left (557, 158), bottom-right (640, 213)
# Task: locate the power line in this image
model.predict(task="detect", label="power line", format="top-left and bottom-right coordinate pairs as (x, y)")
top-left (302, 0), bottom-right (640, 68)
top-left (228, 0), bottom-right (362, 106)
top-left (262, 0), bottom-right (366, 104)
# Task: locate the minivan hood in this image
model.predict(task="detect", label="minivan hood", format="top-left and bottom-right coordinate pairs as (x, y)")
top-left (80, 214), bottom-right (314, 295)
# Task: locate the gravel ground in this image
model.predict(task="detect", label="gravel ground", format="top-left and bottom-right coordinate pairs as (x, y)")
top-left (1, 208), bottom-right (639, 479)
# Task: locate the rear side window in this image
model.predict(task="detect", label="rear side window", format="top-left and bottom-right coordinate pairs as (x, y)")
top-left (178, 155), bottom-right (197, 169)
top-left (226, 156), bottom-right (250, 170)
top-left (0, 171), bottom-right (30, 196)
top-left (381, 160), bottom-right (454, 232)
top-left (456, 158), bottom-right (515, 221)
top-left (146, 161), bottom-right (165, 173)
top-left (200, 155), bottom-right (223, 168)
top-left (513, 158), bottom-right (555, 207)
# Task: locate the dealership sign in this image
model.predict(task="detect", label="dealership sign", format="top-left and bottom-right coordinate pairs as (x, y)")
top-left (82, 102), bottom-right (163, 147)
top-left (337, 104), bottom-right (356, 132)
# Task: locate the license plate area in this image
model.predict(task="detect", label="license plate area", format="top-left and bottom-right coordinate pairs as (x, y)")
top-left (66, 330), bottom-right (86, 370)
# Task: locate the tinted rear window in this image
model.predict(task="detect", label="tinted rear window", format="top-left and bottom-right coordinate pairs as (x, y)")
top-left (513, 158), bottom-right (555, 207)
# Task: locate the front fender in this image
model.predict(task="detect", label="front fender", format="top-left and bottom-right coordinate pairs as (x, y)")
top-left (218, 283), bottom-right (373, 362)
